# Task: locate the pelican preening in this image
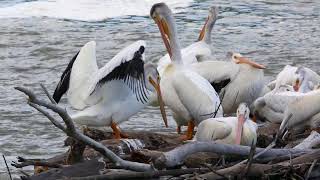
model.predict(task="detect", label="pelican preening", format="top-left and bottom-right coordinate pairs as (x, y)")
top-left (157, 6), bottom-right (218, 77)
top-left (53, 40), bottom-right (168, 139)
top-left (268, 65), bottom-right (320, 93)
top-left (253, 65), bottom-right (320, 123)
top-left (151, 3), bottom-right (223, 140)
top-left (194, 103), bottom-right (257, 146)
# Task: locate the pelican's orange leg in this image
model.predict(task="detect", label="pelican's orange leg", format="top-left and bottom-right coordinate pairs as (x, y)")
top-left (179, 120), bottom-right (195, 141)
top-left (111, 121), bottom-right (128, 139)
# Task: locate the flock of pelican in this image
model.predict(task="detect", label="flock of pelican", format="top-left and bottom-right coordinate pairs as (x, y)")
top-left (52, 3), bottom-right (320, 146)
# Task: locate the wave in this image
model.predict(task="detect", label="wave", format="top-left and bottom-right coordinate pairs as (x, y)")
top-left (0, 0), bottom-right (193, 22)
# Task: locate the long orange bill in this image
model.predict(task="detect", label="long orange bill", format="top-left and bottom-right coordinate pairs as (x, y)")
top-left (235, 57), bottom-right (266, 69)
top-left (197, 17), bottom-right (209, 41)
top-left (149, 77), bottom-right (168, 127)
top-left (235, 114), bottom-right (245, 145)
top-left (293, 79), bottom-right (300, 91)
top-left (154, 16), bottom-right (172, 59)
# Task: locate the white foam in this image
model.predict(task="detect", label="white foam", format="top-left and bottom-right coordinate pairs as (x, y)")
top-left (0, 0), bottom-right (193, 21)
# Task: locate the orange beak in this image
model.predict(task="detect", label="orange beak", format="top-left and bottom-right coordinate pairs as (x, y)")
top-left (234, 56), bottom-right (266, 69)
top-left (198, 17), bottom-right (209, 41)
top-left (154, 15), bottom-right (172, 59)
top-left (235, 114), bottom-right (245, 145)
top-left (149, 77), bottom-right (168, 128)
top-left (293, 79), bottom-right (300, 92)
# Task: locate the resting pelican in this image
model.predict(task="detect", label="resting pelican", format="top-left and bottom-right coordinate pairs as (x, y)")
top-left (191, 52), bottom-right (266, 114)
top-left (253, 85), bottom-right (305, 123)
top-left (53, 40), bottom-right (167, 139)
top-left (157, 6), bottom-right (218, 76)
top-left (279, 89), bottom-right (320, 135)
top-left (194, 103), bottom-right (257, 146)
top-left (151, 3), bottom-right (223, 140)
top-left (268, 65), bottom-right (320, 92)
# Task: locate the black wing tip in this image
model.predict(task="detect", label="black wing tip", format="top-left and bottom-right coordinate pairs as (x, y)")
top-left (139, 46), bottom-right (145, 54)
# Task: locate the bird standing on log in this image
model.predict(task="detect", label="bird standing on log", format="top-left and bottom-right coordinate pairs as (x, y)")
top-left (150, 3), bottom-right (223, 140)
top-left (53, 40), bottom-right (167, 139)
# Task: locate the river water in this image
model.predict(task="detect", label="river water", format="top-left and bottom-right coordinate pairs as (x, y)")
top-left (0, 0), bottom-right (319, 177)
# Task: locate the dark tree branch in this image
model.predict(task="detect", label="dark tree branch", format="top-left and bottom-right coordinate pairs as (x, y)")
top-left (11, 156), bottom-right (63, 169)
top-left (70, 168), bottom-right (210, 180)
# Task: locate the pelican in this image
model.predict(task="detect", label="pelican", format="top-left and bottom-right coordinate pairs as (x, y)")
top-left (151, 3), bottom-right (223, 140)
top-left (191, 52), bottom-right (266, 114)
top-left (279, 89), bottom-right (320, 136)
top-left (253, 85), bottom-right (305, 123)
top-left (194, 103), bottom-right (258, 146)
top-left (157, 6), bottom-right (218, 76)
top-left (53, 40), bottom-right (167, 139)
top-left (293, 67), bottom-right (320, 93)
top-left (268, 65), bottom-right (320, 92)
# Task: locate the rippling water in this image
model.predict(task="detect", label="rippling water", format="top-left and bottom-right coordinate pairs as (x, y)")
top-left (1, 0), bottom-right (320, 177)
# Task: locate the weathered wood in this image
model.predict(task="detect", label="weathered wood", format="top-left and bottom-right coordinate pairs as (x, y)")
top-left (25, 159), bottom-right (105, 180)
top-left (199, 149), bottom-right (320, 179)
top-left (154, 141), bottom-right (312, 169)
top-left (16, 86), bottom-right (154, 172)
top-left (70, 168), bottom-right (210, 180)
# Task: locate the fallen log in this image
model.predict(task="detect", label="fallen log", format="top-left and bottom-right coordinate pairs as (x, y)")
top-left (154, 141), bottom-right (312, 168)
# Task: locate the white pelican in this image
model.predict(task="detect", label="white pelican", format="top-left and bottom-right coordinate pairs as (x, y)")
top-left (293, 67), bottom-right (320, 93)
top-left (53, 40), bottom-right (167, 139)
top-left (253, 85), bottom-right (305, 123)
top-left (194, 103), bottom-right (258, 146)
top-left (280, 89), bottom-right (320, 135)
top-left (191, 52), bottom-right (266, 114)
top-left (151, 3), bottom-right (223, 140)
top-left (157, 6), bottom-right (218, 76)
top-left (268, 65), bottom-right (320, 92)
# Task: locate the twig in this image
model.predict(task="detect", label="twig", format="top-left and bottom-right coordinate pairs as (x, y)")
top-left (242, 140), bottom-right (256, 177)
top-left (11, 156), bottom-right (63, 169)
top-left (305, 159), bottom-right (318, 180)
top-left (252, 113), bottom-right (293, 161)
top-left (15, 86), bottom-right (153, 172)
top-left (3, 155), bottom-right (12, 180)
top-left (40, 83), bottom-right (57, 104)
top-left (202, 164), bottom-right (227, 179)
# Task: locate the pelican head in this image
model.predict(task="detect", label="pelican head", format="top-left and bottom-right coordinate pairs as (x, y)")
top-left (293, 67), bottom-right (306, 92)
top-left (198, 6), bottom-right (218, 43)
top-left (150, 3), bottom-right (182, 62)
top-left (235, 103), bottom-right (250, 145)
top-left (227, 52), bottom-right (266, 69)
top-left (144, 63), bottom-right (168, 127)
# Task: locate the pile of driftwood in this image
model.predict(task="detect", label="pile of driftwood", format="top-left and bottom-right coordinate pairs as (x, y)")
top-left (10, 85), bottom-right (320, 180)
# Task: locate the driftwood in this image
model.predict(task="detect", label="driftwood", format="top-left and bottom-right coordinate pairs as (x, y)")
top-left (200, 149), bottom-right (320, 179)
top-left (15, 86), bottom-right (153, 172)
top-left (153, 141), bottom-right (311, 168)
top-left (14, 85), bottom-right (320, 180)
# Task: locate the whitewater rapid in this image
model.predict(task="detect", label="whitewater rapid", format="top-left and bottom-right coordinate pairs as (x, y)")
top-left (0, 0), bottom-right (193, 21)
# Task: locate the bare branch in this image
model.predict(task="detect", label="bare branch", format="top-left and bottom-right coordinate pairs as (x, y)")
top-left (40, 83), bottom-right (57, 105)
top-left (15, 86), bottom-right (153, 172)
top-left (11, 156), bottom-right (63, 169)
top-left (28, 102), bottom-right (66, 132)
